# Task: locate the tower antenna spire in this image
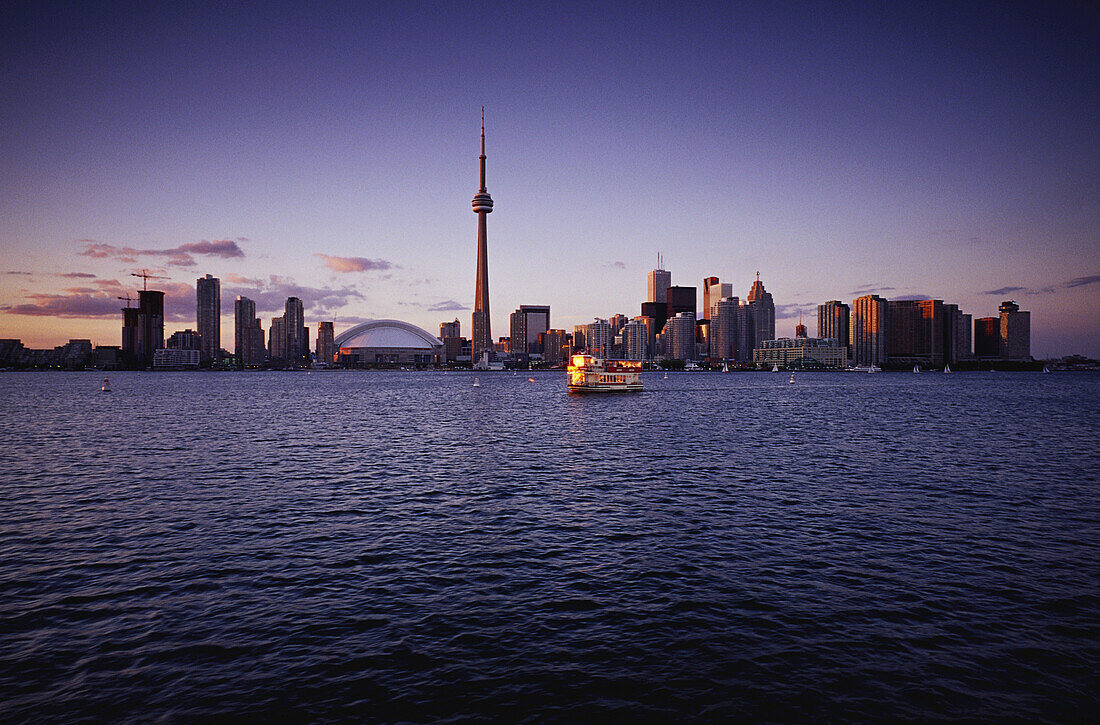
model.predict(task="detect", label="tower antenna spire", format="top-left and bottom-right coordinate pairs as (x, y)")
top-left (479, 106), bottom-right (486, 193)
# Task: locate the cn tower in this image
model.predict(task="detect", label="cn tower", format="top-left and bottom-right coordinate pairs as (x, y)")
top-left (471, 108), bottom-right (494, 362)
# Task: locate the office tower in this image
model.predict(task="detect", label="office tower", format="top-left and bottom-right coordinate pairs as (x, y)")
top-left (543, 329), bottom-right (568, 366)
top-left (471, 110), bottom-right (494, 363)
top-left (734, 302), bottom-right (754, 362)
top-left (167, 329), bottom-right (202, 350)
top-left (941, 303), bottom-right (969, 365)
top-left (666, 312), bottom-right (696, 361)
top-left (135, 290), bottom-right (164, 368)
top-left (196, 274), bottom-right (220, 363)
top-left (622, 319), bottom-right (648, 360)
top-left (975, 317), bottom-right (1000, 357)
top-left (608, 313), bottom-right (628, 337)
top-left (956, 311), bottom-right (973, 360)
top-left (817, 300), bottom-right (850, 355)
top-left (640, 301), bottom-right (667, 341)
top-left (887, 300), bottom-right (922, 363)
top-left (746, 273), bottom-right (775, 349)
top-left (284, 297), bottom-right (305, 366)
top-left (795, 317), bottom-right (808, 338)
top-left (572, 325), bottom-right (587, 352)
top-left (583, 318), bottom-right (612, 357)
top-left (440, 319), bottom-right (460, 340)
top-left (269, 316), bottom-right (287, 361)
top-left (634, 315), bottom-right (657, 360)
top-left (709, 297), bottom-right (738, 360)
top-left (666, 285), bottom-right (697, 321)
top-left (999, 300), bottom-right (1030, 359)
top-left (513, 305), bottom-right (550, 354)
top-left (647, 254), bottom-right (671, 304)
top-left (850, 294), bottom-right (887, 366)
top-left (121, 306), bottom-right (140, 368)
top-left (702, 278), bottom-right (732, 321)
top-left (234, 296), bottom-right (265, 368)
top-left (316, 321), bottom-right (334, 364)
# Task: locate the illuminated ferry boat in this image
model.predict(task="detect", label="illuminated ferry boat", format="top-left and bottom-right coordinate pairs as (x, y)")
top-left (567, 355), bottom-right (643, 393)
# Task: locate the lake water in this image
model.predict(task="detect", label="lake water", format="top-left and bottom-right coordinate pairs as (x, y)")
top-left (1, 370), bottom-right (1097, 722)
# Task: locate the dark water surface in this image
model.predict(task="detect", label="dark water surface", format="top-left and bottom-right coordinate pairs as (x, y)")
top-left (1, 370), bottom-right (1098, 722)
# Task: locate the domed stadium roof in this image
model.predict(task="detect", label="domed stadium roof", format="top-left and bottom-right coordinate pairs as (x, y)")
top-left (334, 319), bottom-right (441, 350)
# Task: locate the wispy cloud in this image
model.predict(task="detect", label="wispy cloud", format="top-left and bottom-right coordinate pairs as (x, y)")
top-left (315, 254), bottom-right (393, 273)
top-left (603, 261), bottom-right (626, 270)
top-left (427, 300), bottom-right (468, 312)
top-left (1066, 275), bottom-right (1100, 289)
top-left (983, 286), bottom-right (1026, 295)
top-left (60, 272), bottom-right (97, 279)
top-left (982, 285), bottom-right (1056, 295)
top-left (224, 275), bottom-right (365, 316)
top-left (79, 239), bottom-right (245, 267)
top-left (2, 270), bottom-right (34, 276)
top-left (890, 294), bottom-right (934, 301)
top-left (851, 285), bottom-right (895, 296)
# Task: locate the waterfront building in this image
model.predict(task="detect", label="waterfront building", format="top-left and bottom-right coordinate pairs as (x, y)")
top-left (753, 337), bottom-right (848, 369)
top-left (509, 305), bottom-right (551, 355)
top-left (746, 273), bottom-right (775, 351)
top-left (640, 301), bottom-right (667, 342)
top-left (153, 348), bottom-right (200, 369)
top-left (583, 318), bottom-right (612, 358)
top-left (135, 290), bottom-right (164, 369)
top-left (284, 297), bottom-right (306, 366)
top-left (443, 336), bottom-right (467, 363)
top-left (621, 319), bottom-right (648, 360)
top-left (850, 294), bottom-right (887, 367)
top-left (946, 305), bottom-right (972, 362)
top-left (608, 313), bottom-right (628, 338)
top-left (196, 274), bottom-right (220, 363)
top-left (572, 325), bottom-right (587, 352)
top-left (999, 300), bottom-right (1031, 359)
top-left (647, 255), bottom-right (671, 304)
top-left (702, 278), bottom-right (732, 321)
top-left (887, 300), bottom-right (925, 366)
top-left (667, 285), bottom-right (697, 321)
top-left (269, 316), bottom-right (287, 361)
top-left (795, 317), bottom-right (808, 338)
top-left (316, 321), bottom-right (335, 365)
top-left (665, 311), bottom-right (696, 361)
top-left (334, 320), bottom-right (442, 366)
top-left (234, 296), bottom-right (265, 368)
top-left (167, 329), bottom-right (202, 350)
top-left (440, 318), bottom-right (460, 340)
top-left (121, 306), bottom-right (139, 367)
top-left (709, 297), bottom-right (740, 360)
top-left (542, 329), bottom-right (569, 367)
top-left (975, 317), bottom-right (1000, 358)
top-left (470, 110), bottom-right (495, 363)
top-left (817, 300), bottom-right (850, 359)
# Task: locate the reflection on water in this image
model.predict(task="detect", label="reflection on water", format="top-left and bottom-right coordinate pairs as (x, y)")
top-left (1, 370), bottom-right (1097, 721)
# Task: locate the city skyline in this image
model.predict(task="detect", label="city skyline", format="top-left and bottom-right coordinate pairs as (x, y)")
top-left (1, 3), bottom-right (1097, 356)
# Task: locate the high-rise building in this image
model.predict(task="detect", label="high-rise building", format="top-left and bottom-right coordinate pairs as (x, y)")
top-left (702, 278), bottom-right (732, 321)
top-left (316, 321), bottom-right (335, 365)
top-left (471, 110), bottom-right (495, 363)
top-left (572, 325), bottom-right (587, 352)
top-left (666, 285), bottom-right (697, 321)
top-left (887, 300), bottom-right (924, 364)
top-left (167, 329), bottom-right (202, 350)
top-left (647, 254), bottom-right (671, 304)
top-left (850, 294), bottom-right (887, 366)
top-left (621, 319), bottom-right (648, 360)
top-left (542, 329), bottom-right (569, 367)
top-left (196, 274), bottom-right (220, 363)
top-left (942, 303), bottom-right (971, 364)
top-left (284, 297), bottom-right (305, 366)
top-left (817, 300), bottom-right (850, 356)
top-left (999, 300), bottom-right (1031, 359)
top-left (234, 296), bottom-right (266, 368)
top-left (440, 318), bottom-right (460, 340)
top-left (746, 273), bottom-right (775, 350)
top-left (975, 317), bottom-right (1000, 357)
top-left (710, 297), bottom-right (740, 360)
top-left (135, 290), bottom-right (164, 369)
top-left (269, 316), bottom-right (287, 361)
top-left (121, 306), bottom-right (140, 368)
top-left (509, 305), bottom-right (550, 355)
top-left (608, 313), bottom-right (628, 337)
top-left (583, 318), bottom-right (612, 358)
top-left (665, 312), bottom-right (696, 361)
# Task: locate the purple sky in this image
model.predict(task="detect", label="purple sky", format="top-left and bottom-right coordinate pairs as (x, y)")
top-left (1, 1), bottom-right (1097, 356)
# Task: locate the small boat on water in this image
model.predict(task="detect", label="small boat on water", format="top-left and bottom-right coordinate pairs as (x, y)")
top-left (472, 377), bottom-right (481, 388)
top-left (722, 362), bottom-right (730, 373)
top-left (1043, 365), bottom-right (1052, 374)
top-left (788, 374), bottom-right (795, 384)
top-left (944, 363), bottom-right (952, 374)
top-left (913, 365), bottom-right (921, 374)
top-left (663, 371), bottom-right (668, 379)
top-left (100, 377), bottom-right (111, 392)
top-left (567, 354), bottom-right (643, 393)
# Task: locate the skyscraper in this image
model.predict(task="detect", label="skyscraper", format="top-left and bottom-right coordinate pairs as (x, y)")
top-left (285, 297), bottom-right (305, 366)
top-left (702, 278), bottom-right (731, 321)
top-left (583, 318), bottom-right (612, 358)
top-left (471, 109), bottom-right (494, 363)
top-left (647, 254), bottom-right (671, 304)
top-left (135, 290), bottom-right (164, 369)
top-left (746, 272), bottom-right (775, 349)
top-left (440, 319), bottom-right (460, 340)
top-left (316, 321), bottom-right (335, 365)
top-left (542, 329), bottom-right (568, 367)
top-left (817, 300), bottom-right (850, 355)
top-left (999, 300), bottom-right (1030, 359)
top-left (621, 319), bottom-right (648, 360)
top-left (851, 294), bottom-right (887, 366)
top-left (666, 312), bottom-right (696, 361)
top-left (710, 297), bottom-right (739, 360)
top-left (234, 295), bottom-right (264, 368)
top-left (269, 316), bottom-right (286, 361)
top-left (509, 305), bottom-right (550, 355)
top-left (196, 274), bottom-right (220, 364)
top-left (975, 317), bottom-right (1000, 357)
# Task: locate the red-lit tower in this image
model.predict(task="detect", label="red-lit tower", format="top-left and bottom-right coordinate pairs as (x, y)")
top-left (471, 108), bottom-right (494, 363)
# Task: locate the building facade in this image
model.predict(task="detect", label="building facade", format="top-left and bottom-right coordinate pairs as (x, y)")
top-left (234, 296), bottom-right (265, 367)
top-left (196, 274), bottom-right (220, 363)
top-left (975, 317), bottom-right (1000, 357)
top-left (621, 319), bottom-right (648, 360)
top-left (665, 312), bottom-right (696, 360)
top-left (753, 337), bottom-right (848, 369)
top-left (583, 318), bottom-right (612, 358)
top-left (999, 300), bottom-right (1030, 359)
top-left (746, 273), bottom-right (775, 351)
top-left (850, 294), bottom-right (887, 366)
top-left (817, 300), bottom-right (850, 359)
top-left (316, 321), bottom-right (335, 364)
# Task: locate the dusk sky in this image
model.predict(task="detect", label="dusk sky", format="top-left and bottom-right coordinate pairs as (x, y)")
top-left (1, 1), bottom-right (1097, 356)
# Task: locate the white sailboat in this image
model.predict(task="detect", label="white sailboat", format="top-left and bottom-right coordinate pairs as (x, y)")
top-left (913, 365), bottom-right (920, 374)
top-left (722, 362), bottom-right (730, 373)
top-left (943, 363), bottom-right (951, 373)
top-left (472, 377), bottom-right (481, 388)
top-left (772, 363), bottom-right (779, 373)
top-left (1043, 365), bottom-right (1052, 374)
top-left (788, 373), bottom-right (795, 384)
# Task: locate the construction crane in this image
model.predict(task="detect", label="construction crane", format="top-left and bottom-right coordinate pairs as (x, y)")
top-left (118, 295), bottom-right (136, 308)
top-left (131, 269), bottom-right (168, 291)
